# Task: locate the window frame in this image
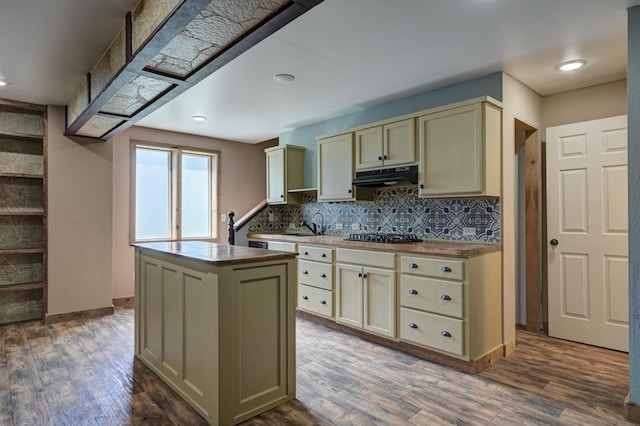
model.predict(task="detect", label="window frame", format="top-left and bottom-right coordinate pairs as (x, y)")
top-left (130, 140), bottom-right (220, 244)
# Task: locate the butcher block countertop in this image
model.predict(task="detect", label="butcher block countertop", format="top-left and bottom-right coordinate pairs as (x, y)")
top-left (134, 240), bottom-right (297, 266)
top-left (247, 233), bottom-right (501, 257)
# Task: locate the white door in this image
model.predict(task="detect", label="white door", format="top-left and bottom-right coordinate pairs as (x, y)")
top-left (546, 115), bottom-right (628, 352)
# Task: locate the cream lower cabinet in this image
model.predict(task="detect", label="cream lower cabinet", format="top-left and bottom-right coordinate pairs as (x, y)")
top-left (297, 245), bottom-right (334, 318)
top-left (398, 251), bottom-right (502, 360)
top-left (418, 100), bottom-right (501, 197)
top-left (335, 248), bottom-right (396, 338)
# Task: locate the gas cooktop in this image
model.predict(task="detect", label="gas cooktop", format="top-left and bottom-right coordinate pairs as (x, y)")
top-left (344, 233), bottom-right (423, 244)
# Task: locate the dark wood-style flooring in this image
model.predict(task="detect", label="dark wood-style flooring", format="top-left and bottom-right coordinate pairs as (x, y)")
top-left (0, 305), bottom-right (633, 425)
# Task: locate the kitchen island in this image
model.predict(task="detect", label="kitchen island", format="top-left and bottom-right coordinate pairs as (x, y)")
top-left (134, 241), bottom-right (297, 425)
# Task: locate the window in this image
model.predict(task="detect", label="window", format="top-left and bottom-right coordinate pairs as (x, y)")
top-left (132, 142), bottom-right (219, 242)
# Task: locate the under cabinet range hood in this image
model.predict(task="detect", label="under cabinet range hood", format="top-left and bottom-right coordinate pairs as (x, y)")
top-left (352, 165), bottom-right (419, 187)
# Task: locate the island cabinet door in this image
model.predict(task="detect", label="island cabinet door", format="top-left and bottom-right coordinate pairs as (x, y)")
top-left (222, 262), bottom-right (295, 424)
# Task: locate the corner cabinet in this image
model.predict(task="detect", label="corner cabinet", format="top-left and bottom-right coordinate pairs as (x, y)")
top-left (265, 145), bottom-right (305, 204)
top-left (0, 100), bottom-right (47, 324)
top-left (418, 100), bottom-right (501, 197)
top-left (355, 118), bottom-right (416, 170)
top-left (317, 133), bottom-right (373, 202)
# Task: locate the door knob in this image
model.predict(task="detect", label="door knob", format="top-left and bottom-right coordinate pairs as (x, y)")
top-left (550, 239), bottom-right (559, 246)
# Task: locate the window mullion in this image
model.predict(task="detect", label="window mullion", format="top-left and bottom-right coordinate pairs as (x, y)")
top-left (173, 149), bottom-right (181, 241)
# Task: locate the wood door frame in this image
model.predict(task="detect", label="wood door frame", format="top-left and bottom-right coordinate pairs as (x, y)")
top-left (515, 119), bottom-right (542, 333)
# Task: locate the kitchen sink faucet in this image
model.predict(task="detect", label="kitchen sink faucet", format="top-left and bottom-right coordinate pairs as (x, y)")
top-left (301, 213), bottom-right (325, 235)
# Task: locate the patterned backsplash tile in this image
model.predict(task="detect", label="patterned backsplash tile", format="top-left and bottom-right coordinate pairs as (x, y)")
top-left (246, 186), bottom-right (500, 243)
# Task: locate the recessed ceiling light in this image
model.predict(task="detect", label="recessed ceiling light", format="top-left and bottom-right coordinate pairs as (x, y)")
top-left (0, 80), bottom-right (8, 86)
top-left (192, 115), bottom-right (207, 122)
top-left (557, 60), bottom-right (587, 71)
top-left (273, 73), bottom-right (295, 83)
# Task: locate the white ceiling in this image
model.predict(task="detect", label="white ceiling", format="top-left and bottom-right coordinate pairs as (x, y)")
top-left (1, 0), bottom-right (639, 143)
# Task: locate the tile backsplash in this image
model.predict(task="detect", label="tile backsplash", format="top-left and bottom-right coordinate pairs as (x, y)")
top-left (246, 186), bottom-right (500, 243)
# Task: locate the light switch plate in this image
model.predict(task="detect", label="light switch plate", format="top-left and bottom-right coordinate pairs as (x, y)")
top-left (268, 213), bottom-right (274, 222)
top-left (221, 213), bottom-right (227, 223)
top-left (463, 227), bottom-right (476, 236)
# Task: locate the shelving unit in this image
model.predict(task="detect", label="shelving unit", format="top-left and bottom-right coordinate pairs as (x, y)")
top-left (0, 99), bottom-right (47, 324)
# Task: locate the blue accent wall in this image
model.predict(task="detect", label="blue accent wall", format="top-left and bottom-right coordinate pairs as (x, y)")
top-left (628, 5), bottom-right (640, 404)
top-left (278, 72), bottom-right (503, 187)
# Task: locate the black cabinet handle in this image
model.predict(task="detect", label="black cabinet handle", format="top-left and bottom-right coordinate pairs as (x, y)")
top-left (363, 273), bottom-right (367, 278)
top-left (383, 155), bottom-right (388, 160)
top-left (409, 323), bottom-right (418, 329)
top-left (409, 289), bottom-right (418, 295)
top-left (441, 295), bottom-right (451, 301)
top-left (419, 184), bottom-right (424, 189)
top-left (550, 239), bottom-right (559, 246)
top-left (321, 253), bottom-right (327, 257)
top-left (280, 194), bottom-right (284, 198)
top-left (441, 331), bottom-right (452, 338)
top-left (320, 300), bottom-right (327, 305)
top-left (358, 272), bottom-right (363, 277)
top-left (348, 189), bottom-right (353, 194)
top-left (320, 273), bottom-right (327, 278)
top-left (304, 251), bottom-right (309, 255)
top-left (302, 295), bottom-right (308, 300)
top-left (378, 156), bottom-right (383, 160)
top-left (441, 266), bottom-right (452, 273)
top-left (303, 270), bottom-right (308, 275)
top-left (409, 263), bottom-right (418, 269)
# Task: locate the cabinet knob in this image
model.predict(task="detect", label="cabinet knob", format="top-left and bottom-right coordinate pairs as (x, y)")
top-left (550, 239), bottom-right (559, 246)
top-left (441, 294), bottom-right (451, 301)
top-left (378, 156), bottom-right (383, 161)
top-left (280, 194), bottom-right (284, 198)
top-left (358, 272), bottom-right (363, 278)
top-left (303, 270), bottom-right (308, 275)
top-left (320, 299), bottom-right (327, 305)
top-left (348, 189), bottom-right (352, 194)
top-left (304, 251), bottom-right (309, 255)
top-left (321, 253), bottom-right (327, 257)
top-left (441, 266), bottom-right (452, 273)
top-left (320, 273), bottom-right (327, 278)
top-left (409, 289), bottom-right (418, 295)
top-left (363, 273), bottom-right (368, 278)
top-left (409, 322), bottom-right (418, 329)
top-left (302, 295), bottom-right (308, 300)
top-left (419, 184), bottom-right (424, 189)
top-left (409, 263), bottom-right (418, 269)
top-left (383, 155), bottom-right (388, 160)
top-left (441, 331), bottom-right (452, 338)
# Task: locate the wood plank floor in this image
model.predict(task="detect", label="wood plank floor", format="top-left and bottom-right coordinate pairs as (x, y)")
top-left (0, 305), bottom-right (633, 425)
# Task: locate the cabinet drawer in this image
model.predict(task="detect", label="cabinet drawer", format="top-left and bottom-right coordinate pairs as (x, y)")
top-left (298, 245), bottom-right (333, 263)
top-left (267, 241), bottom-right (297, 253)
top-left (298, 284), bottom-right (333, 318)
top-left (400, 256), bottom-right (464, 280)
top-left (336, 248), bottom-right (395, 269)
top-left (400, 275), bottom-right (463, 318)
top-left (400, 308), bottom-right (464, 356)
top-left (298, 260), bottom-right (333, 290)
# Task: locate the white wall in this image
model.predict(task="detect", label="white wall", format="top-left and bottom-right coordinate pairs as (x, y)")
top-left (111, 126), bottom-right (273, 300)
top-left (502, 73), bottom-right (543, 348)
top-left (47, 105), bottom-right (114, 315)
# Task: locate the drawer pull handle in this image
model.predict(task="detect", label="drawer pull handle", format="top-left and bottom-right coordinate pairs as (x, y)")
top-left (320, 273), bottom-right (327, 278)
top-left (441, 266), bottom-right (452, 273)
top-left (320, 299), bottom-right (327, 305)
top-left (321, 253), bottom-right (327, 258)
top-left (409, 322), bottom-right (418, 329)
top-left (440, 295), bottom-right (451, 301)
top-left (304, 251), bottom-right (309, 255)
top-left (441, 331), bottom-right (452, 338)
top-left (409, 263), bottom-right (418, 269)
top-left (302, 295), bottom-right (308, 300)
top-left (358, 272), bottom-right (363, 277)
top-left (409, 289), bottom-right (418, 295)
top-left (363, 273), bottom-right (368, 278)
top-left (303, 270), bottom-right (309, 275)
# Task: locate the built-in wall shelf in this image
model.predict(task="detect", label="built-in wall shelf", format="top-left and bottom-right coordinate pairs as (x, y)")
top-left (0, 173), bottom-right (43, 179)
top-left (0, 98), bottom-right (47, 324)
top-left (288, 188), bottom-right (317, 193)
top-left (0, 130), bottom-right (43, 143)
top-left (0, 282), bottom-right (44, 293)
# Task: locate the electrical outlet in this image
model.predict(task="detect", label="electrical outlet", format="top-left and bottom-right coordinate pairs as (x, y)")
top-left (268, 213), bottom-right (274, 222)
top-left (352, 223), bottom-right (361, 231)
top-left (463, 227), bottom-right (476, 236)
top-left (335, 223), bottom-right (343, 230)
top-left (288, 223), bottom-right (296, 230)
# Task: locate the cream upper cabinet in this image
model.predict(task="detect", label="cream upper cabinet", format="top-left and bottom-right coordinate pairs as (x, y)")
top-left (335, 248), bottom-right (396, 338)
top-left (265, 145), bottom-right (304, 204)
top-left (355, 118), bottom-right (416, 170)
top-left (418, 101), bottom-right (501, 197)
top-left (317, 133), bottom-right (373, 202)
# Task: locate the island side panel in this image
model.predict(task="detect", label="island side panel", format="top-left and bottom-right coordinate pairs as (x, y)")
top-left (218, 259), bottom-right (297, 425)
top-left (135, 248), bottom-right (219, 422)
